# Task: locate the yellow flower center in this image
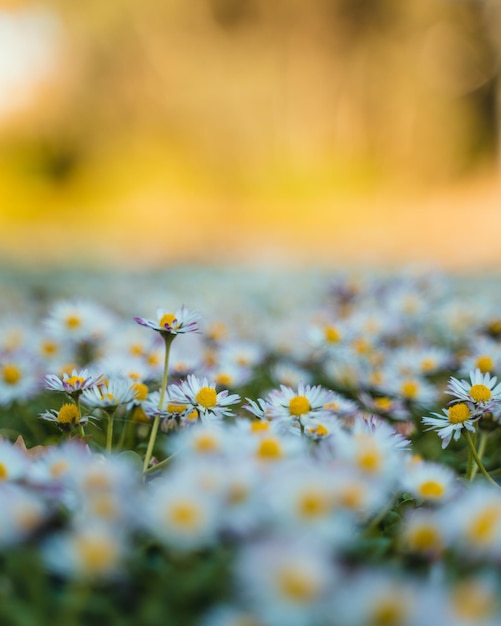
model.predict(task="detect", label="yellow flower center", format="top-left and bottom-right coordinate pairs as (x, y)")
top-left (407, 525), bottom-right (442, 552)
top-left (75, 535), bottom-right (118, 575)
top-left (452, 582), bottom-right (496, 621)
top-left (448, 402), bottom-right (471, 424)
top-left (357, 446), bottom-right (381, 474)
top-left (289, 395), bottom-right (311, 417)
top-left (132, 382), bottom-right (148, 401)
top-left (0, 463), bottom-right (8, 480)
top-left (324, 325), bottom-right (341, 343)
top-left (167, 403), bottom-right (187, 414)
top-left (418, 480), bottom-right (445, 500)
top-left (129, 343), bottom-right (144, 356)
top-left (400, 380), bottom-right (418, 399)
top-left (57, 404), bottom-right (79, 425)
top-left (370, 598), bottom-right (407, 626)
top-left (159, 313), bottom-right (177, 329)
top-left (186, 409), bottom-right (199, 421)
top-left (131, 406), bottom-right (149, 423)
top-left (476, 355), bottom-right (494, 374)
top-left (313, 423), bottom-right (329, 437)
top-left (298, 490), bottom-right (330, 519)
top-left (2, 364), bottom-right (20, 385)
top-left (470, 384), bottom-right (491, 403)
top-left (370, 370), bottom-right (383, 386)
top-left (102, 393), bottom-right (115, 403)
top-left (41, 340), bottom-right (58, 356)
top-left (257, 437), bottom-right (283, 460)
top-left (65, 315), bottom-right (81, 329)
top-left (50, 460), bottom-right (69, 478)
top-left (374, 397), bottom-right (392, 411)
top-left (195, 387), bottom-right (217, 409)
top-left (277, 567), bottom-right (320, 603)
top-left (421, 358), bottom-right (436, 372)
top-left (91, 495), bottom-right (118, 519)
top-left (215, 373), bottom-right (232, 386)
top-left (147, 353), bottom-right (160, 367)
top-left (64, 375), bottom-right (85, 388)
top-left (467, 505), bottom-right (501, 545)
top-left (194, 434), bottom-right (219, 453)
top-left (250, 421), bottom-right (270, 433)
top-left (168, 502), bottom-right (202, 529)
top-left (338, 484), bottom-right (364, 509)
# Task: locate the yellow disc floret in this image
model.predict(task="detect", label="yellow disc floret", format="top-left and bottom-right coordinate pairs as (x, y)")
top-left (324, 325), bottom-right (341, 343)
top-left (65, 315), bottom-right (81, 329)
top-left (0, 463), bottom-right (8, 480)
top-left (75, 535), bottom-right (119, 576)
top-left (289, 395), bottom-right (311, 417)
top-left (407, 525), bottom-right (442, 553)
top-left (159, 313), bottom-right (177, 329)
top-left (132, 382), bottom-right (148, 401)
top-left (257, 437), bottom-right (283, 460)
top-left (476, 355), bottom-right (494, 374)
top-left (470, 384), bottom-right (491, 403)
top-left (64, 375), bottom-right (85, 389)
top-left (2, 364), bottom-right (20, 385)
top-left (277, 567), bottom-right (320, 603)
top-left (448, 403), bottom-right (471, 424)
top-left (401, 380), bottom-right (418, 399)
top-left (57, 403), bottom-right (79, 425)
top-left (418, 480), bottom-right (445, 500)
top-left (195, 387), bottom-right (217, 409)
top-left (168, 501), bottom-right (202, 530)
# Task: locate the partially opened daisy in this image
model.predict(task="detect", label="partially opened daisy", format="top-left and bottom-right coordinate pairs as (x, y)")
top-left (44, 369), bottom-right (104, 397)
top-left (134, 306), bottom-right (201, 337)
top-left (445, 369), bottom-right (501, 407)
top-left (166, 375), bottom-right (240, 423)
top-left (422, 403), bottom-right (480, 448)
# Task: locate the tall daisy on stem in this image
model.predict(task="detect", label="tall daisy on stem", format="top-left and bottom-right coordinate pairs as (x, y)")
top-left (134, 306), bottom-right (201, 471)
top-left (422, 369), bottom-right (501, 487)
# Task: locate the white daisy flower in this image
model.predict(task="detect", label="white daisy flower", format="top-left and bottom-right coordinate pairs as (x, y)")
top-left (0, 354), bottom-right (40, 406)
top-left (134, 305), bottom-right (201, 336)
top-left (236, 538), bottom-right (336, 626)
top-left (44, 368), bottom-right (104, 395)
top-left (400, 460), bottom-right (458, 503)
top-left (422, 403), bottom-right (480, 448)
top-left (42, 523), bottom-right (126, 580)
top-left (400, 508), bottom-right (448, 556)
top-left (40, 403), bottom-right (91, 431)
top-left (266, 383), bottom-right (336, 426)
top-left (446, 369), bottom-right (501, 406)
top-left (166, 375), bottom-right (240, 423)
top-left (80, 377), bottom-right (136, 410)
top-left (44, 300), bottom-right (115, 344)
top-left (144, 478), bottom-right (220, 551)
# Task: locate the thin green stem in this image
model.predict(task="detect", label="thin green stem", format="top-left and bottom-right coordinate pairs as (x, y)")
top-left (106, 410), bottom-right (116, 454)
top-left (143, 335), bottom-right (174, 472)
top-left (75, 397), bottom-right (86, 439)
top-left (464, 430), bottom-right (499, 488)
top-left (471, 430), bottom-right (489, 481)
top-left (143, 452), bottom-right (177, 475)
top-left (117, 411), bottom-right (132, 451)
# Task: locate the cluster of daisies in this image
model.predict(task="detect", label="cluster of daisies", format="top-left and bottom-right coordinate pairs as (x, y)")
top-left (1, 268), bottom-right (501, 624)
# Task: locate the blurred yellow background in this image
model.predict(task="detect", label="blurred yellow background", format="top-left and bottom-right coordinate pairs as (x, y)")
top-left (0, 0), bottom-right (500, 270)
